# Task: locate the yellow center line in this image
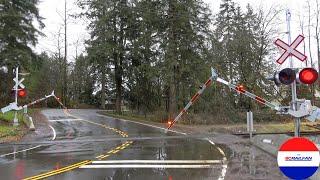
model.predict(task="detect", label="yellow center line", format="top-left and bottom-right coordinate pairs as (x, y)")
top-left (23, 160), bottom-right (91, 180)
top-left (96, 155), bottom-right (104, 159)
top-left (112, 150), bottom-right (120, 154)
top-left (99, 154), bottom-right (110, 159)
top-left (28, 161), bottom-right (92, 180)
top-left (107, 150), bottom-right (115, 154)
top-left (23, 110), bottom-right (134, 179)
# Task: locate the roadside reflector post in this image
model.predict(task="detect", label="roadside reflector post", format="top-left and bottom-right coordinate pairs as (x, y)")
top-left (13, 111), bottom-right (18, 126)
top-left (247, 110), bottom-right (253, 140)
top-left (23, 105), bottom-right (27, 114)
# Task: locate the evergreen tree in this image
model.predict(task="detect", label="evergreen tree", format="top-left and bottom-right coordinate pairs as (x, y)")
top-left (161, 0), bottom-right (212, 118)
top-left (0, 0), bottom-right (43, 105)
top-left (78, 0), bottom-right (132, 113)
top-left (212, 1), bottom-right (276, 120)
top-left (0, 0), bottom-right (44, 68)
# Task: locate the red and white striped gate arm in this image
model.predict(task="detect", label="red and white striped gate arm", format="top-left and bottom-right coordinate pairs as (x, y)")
top-left (24, 90), bottom-right (56, 107)
top-left (167, 71), bottom-right (218, 129)
top-left (23, 90), bottom-right (68, 111)
top-left (216, 77), bottom-right (280, 111)
top-left (53, 95), bottom-right (68, 110)
top-left (167, 68), bottom-right (280, 129)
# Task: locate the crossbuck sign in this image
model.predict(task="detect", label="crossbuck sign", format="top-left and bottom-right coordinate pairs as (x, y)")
top-left (274, 35), bottom-right (307, 64)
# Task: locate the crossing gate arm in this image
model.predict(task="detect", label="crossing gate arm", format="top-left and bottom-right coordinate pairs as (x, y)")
top-left (53, 95), bottom-right (68, 110)
top-left (215, 77), bottom-right (280, 111)
top-left (167, 70), bottom-right (218, 129)
top-left (24, 90), bottom-right (56, 108)
top-left (22, 90), bottom-right (69, 112)
top-left (167, 68), bottom-right (280, 130)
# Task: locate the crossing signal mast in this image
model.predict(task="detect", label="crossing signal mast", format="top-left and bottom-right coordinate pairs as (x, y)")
top-left (167, 11), bottom-right (320, 137)
top-left (1, 67), bottom-right (66, 127)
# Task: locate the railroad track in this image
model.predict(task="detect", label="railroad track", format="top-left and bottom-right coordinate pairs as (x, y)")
top-left (233, 130), bottom-right (320, 137)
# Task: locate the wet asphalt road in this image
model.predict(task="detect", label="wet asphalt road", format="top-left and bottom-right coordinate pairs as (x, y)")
top-left (0, 109), bottom-right (227, 180)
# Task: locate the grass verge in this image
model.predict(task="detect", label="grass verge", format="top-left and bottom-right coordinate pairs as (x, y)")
top-left (98, 111), bottom-right (320, 134)
top-left (0, 109), bottom-right (36, 142)
top-left (209, 121), bottom-right (319, 134)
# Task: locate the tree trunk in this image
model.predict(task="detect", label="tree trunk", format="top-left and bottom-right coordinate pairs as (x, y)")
top-left (167, 1), bottom-right (177, 119)
top-left (168, 75), bottom-right (176, 120)
top-left (114, 53), bottom-right (122, 114)
top-left (101, 65), bottom-right (106, 109)
top-left (115, 67), bottom-right (122, 114)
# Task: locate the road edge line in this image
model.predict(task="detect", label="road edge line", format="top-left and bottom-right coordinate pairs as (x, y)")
top-left (207, 138), bottom-right (227, 180)
top-left (49, 125), bottom-right (56, 140)
top-left (97, 114), bottom-right (187, 135)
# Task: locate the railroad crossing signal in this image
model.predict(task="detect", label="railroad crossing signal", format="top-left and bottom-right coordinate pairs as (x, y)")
top-left (269, 68), bottom-right (318, 86)
top-left (13, 77), bottom-right (25, 89)
top-left (275, 35), bottom-right (307, 64)
top-left (167, 67), bottom-right (320, 130)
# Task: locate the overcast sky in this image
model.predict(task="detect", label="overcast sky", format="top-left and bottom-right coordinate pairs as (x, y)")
top-left (36, 0), bottom-right (315, 69)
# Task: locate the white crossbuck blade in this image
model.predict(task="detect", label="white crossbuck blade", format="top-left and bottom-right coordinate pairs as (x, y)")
top-left (13, 77), bottom-right (25, 89)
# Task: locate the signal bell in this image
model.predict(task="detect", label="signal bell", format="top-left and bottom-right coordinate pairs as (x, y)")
top-left (271, 68), bottom-right (318, 86)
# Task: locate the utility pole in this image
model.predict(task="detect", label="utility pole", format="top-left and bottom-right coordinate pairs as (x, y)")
top-left (286, 10), bottom-right (300, 137)
top-left (13, 67), bottom-right (19, 126)
top-left (63, 0), bottom-right (68, 106)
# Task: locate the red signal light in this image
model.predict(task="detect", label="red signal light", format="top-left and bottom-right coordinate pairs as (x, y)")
top-left (299, 68), bottom-right (318, 84)
top-left (236, 84), bottom-right (245, 93)
top-left (168, 121), bottom-right (172, 125)
top-left (18, 89), bottom-right (27, 97)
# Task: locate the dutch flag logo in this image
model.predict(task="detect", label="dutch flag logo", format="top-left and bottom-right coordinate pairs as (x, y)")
top-left (277, 137), bottom-right (320, 179)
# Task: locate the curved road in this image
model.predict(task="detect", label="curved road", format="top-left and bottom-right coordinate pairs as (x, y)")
top-left (0, 109), bottom-right (228, 180)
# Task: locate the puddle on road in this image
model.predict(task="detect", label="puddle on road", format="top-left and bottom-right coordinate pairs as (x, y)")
top-left (218, 142), bottom-right (286, 180)
top-left (124, 138), bottom-right (225, 161)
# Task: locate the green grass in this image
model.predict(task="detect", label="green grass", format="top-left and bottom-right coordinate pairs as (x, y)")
top-left (0, 109), bottom-right (37, 140)
top-left (99, 111), bottom-right (320, 134)
top-left (0, 111), bottom-right (24, 123)
top-left (0, 125), bottom-right (21, 138)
